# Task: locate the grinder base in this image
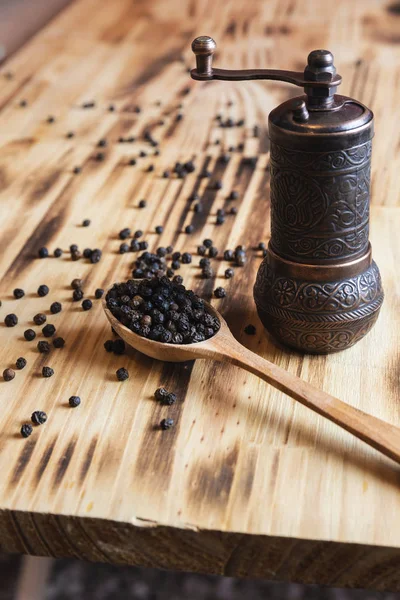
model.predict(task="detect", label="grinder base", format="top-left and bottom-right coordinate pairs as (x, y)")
top-left (253, 246), bottom-right (384, 354)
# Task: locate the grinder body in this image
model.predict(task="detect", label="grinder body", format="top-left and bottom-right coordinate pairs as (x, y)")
top-left (253, 94), bottom-right (383, 353)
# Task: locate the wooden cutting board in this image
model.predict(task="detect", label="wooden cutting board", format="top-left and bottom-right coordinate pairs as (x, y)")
top-left (0, 0), bottom-right (399, 590)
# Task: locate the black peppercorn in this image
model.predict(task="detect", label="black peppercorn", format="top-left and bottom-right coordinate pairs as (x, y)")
top-left (147, 164), bottom-right (154, 172)
top-left (171, 260), bottom-right (181, 270)
top-left (104, 340), bottom-right (113, 352)
top-left (16, 357), bottom-right (26, 370)
top-left (53, 337), bottom-right (65, 348)
top-left (112, 339), bottom-right (125, 355)
top-left (138, 199), bottom-right (147, 208)
top-left (185, 224), bottom-right (194, 234)
top-left (82, 218), bottom-right (91, 226)
top-left (134, 230), bottom-right (143, 239)
top-left (69, 395), bottom-right (81, 407)
top-left (244, 324), bottom-right (256, 336)
top-left (138, 241), bottom-right (148, 250)
top-left (199, 257), bottom-right (210, 268)
top-left (181, 252), bottom-right (192, 264)
top-left (71, 250), bottom-right (81, 261)
top-left (73, 288), bottom-right (84, 301)
top-left (213, 179), bottom-right (223, 190)
top-left (5, 313), bottom-right (18, 327)
top-left (21, 424), bottom-right (33, 438)
top-left (37, 341), bottom-right (51, 354)
top-left (24, 329), bottom-right (36, 341)
top-left (201, 267), bottom-right (214, 279)
top-left (257, 242), bottom-right (266, 251)
top-left (82, 299), bottom-right (92, 311)
top-left (193, 202), bottom-right (202, 213)
top-left (214, 287), bottom-right (226, 299)
top-left (160, 418), bottom-right (174, 430)
top-left (230, 206), bottom-right (238, 215)
top-left (82, 101), bottom-right (96, 108)
top-left (83, 248), bottom-right (93, 259)
top-left (54, 248), bottom-right (63, 257)
top-left (47, 116), bottom-right (55, 123)
top-left (3, 368), bottom-right (15, 381)
top-left (216, 215), bottom-right (225, 225)
top-left (228, 190), bottom-right (239, 200)
top-left (95, 288), bottom-right (104, 299)
top-left (119, 228), bottom-right (131, 240)
top-left (119, 243), bottom-right (129, 254)
top-left (116, 367), bottom-right (129, 381)
top-left (172, 275), bottom-right (183, 285)
top-left (73, 166), bottom-right (81, 174)
top-left (42, 324), bottom-right (56, 337)
top-left (42, 366), bottom-right (54, 378)
top-left (154, 387), bottom-right (168, 401)
top-left (50, 302), bottom-right (62, 314)
top-left (13, 288), bottom-right (25, 299)
top-left (31, 411), bottom-right (47, 425)
top-left (224, 249), bottom-right (234, 261)
top-left (37, 284), bottom-right (49, 297)
top-left (155, 225), bottom-right (163, 234)
top-left (66, 131), bottom-right (74, 138)
top-left (162, 392), bottom-right (177, 406)
top-left (235, 252), bottom-right (247, 267)
top-left (203, 238), bottom-right (213, 248)
top-left (91, 249), bottom-right (102, 264)
top-left (108, 104), bottom-right (115, 111)
top-left (71, 278), bottom-right (83, 289)
top-left (208, 246), bottom-right (218, 258)
top-left (38, 247), bottom-right (49, 258)
top-left (197, 245), bottom-right (206, 256)
top-left (19, 99), bottom-right (27, 107)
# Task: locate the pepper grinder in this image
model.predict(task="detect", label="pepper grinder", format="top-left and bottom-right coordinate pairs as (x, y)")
top-left (191, 36), bottom-right (384, 353)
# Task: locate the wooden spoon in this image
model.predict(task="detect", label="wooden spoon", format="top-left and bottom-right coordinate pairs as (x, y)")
top-left (103, 294), bottom-right (400, 465)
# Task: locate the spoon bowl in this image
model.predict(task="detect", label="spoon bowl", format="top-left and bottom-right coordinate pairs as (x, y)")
top-left (103, 285), bottom-right (400, 465)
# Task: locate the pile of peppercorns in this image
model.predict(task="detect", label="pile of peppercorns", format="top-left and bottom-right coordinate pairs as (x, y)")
top-left (106, 275), bottom-right (220, 344)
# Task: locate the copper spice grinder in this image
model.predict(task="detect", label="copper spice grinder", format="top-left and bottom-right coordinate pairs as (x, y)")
top-left (191, 36), bottom-right (384, 354)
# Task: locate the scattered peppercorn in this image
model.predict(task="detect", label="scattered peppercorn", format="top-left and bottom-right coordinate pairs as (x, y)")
top-left (230, 206), bottom-right (238, 215)
top-left (13, 288), bottom-right (25, 299)
top-left (37, 284), bottom-right (49, 297)
top-left (90, 249), bottom-right (102, 264)
top-left (108, 104), bottom-right (115, 111)
top-left (82, 219), bottom-right (91, 227)
top-left (50, 302), bottom-right (62, 314)
top-left (214, 287), bottom-right (226, 299)
top-left (72, 288), bottom-right (84, 301)
top-left (16, 357), bottom-right (26, 370)
top-left (69, 395), bottom-right (81, 407)
top-left (37, 341), bottom-right (50, 354)
top-left (193, 202), bottom-right (202, 213)
top-left (138, 199), bottom-right (147, 208)
top-left (31, 411), bottom-right (47, 425)
top-left (116, 367), bottom-right (129, 381)
top-left (225, 268), bottom-right (234, 278)
top-left (257, 242), bottom-right (266, 250)
top-left (216, 215), bottom-right (225, 225)
top-left (104, 340), bottom-right (113, 352)
top-left (82, 299), bottom-right (92, 311)
top-left (24, 329), bottom-right (36, 341)
top-left (3, 368), bottom-right (15, 381)
top-left (53, 337), bottom-right (65, 348)
top-left (42, 324), bottom-right (56, 337)
top-left (154, 387), bottom-right (168, 401)
top-left (112, 339), bottom-right (125, 355)
top-left (224, 249), bottom-right (234, 261)
top-left (71, 278), bottom-right (83, 289)
top-left (82, 101), bottom-right (96, 108)
top-left (185, 224), bottom-right (194, 234)
top-left (73, 166), bottom-right (81, 174)
top-left (155, 225), bottom-right (163, 234)
top-left (21, 424), bottom-right (33, 438)
top-left (54, 248), bottom-right (63, 257)
top-left (203, 238), bottom-right (213, 248)
top-left (42, 366), bottom-right (54, 378)
top-left (162, 392), bottom-right (177, 406)
top-left (160, 418), bottom-right (174, 430)
top-left (208, 246), bottom-right (218, 258)
top-left (244, 324), bottom-right (256, 335)
top-left (119, 243), bottom-right (129, 254)
top-left (197, 245), bottom-right (206, 256)
top-left (95, 288), bottom-right (104, 299)
top-left (5, 313), bottom-right (18, 327)
top-left (163, 170), bottom-right (170, 178)
top-left (181, 252), bottom-right (192, 264)
top-left (47, 116), bottom-right (55, 123)
top-left (38, 247), bottom-right (49, 258)
top-left (19, 99), bottom-right (27, 107)
top-left (66, 131), bottom-right (74, 138)
top-left (228, 190), bottom-right (239, 200)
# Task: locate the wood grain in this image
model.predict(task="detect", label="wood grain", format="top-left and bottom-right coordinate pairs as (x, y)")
top-left (0, 0), bottom-right (399, 591)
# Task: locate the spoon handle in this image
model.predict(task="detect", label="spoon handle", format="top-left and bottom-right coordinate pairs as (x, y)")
top-left (212, 336), bottom-right (400, 464)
